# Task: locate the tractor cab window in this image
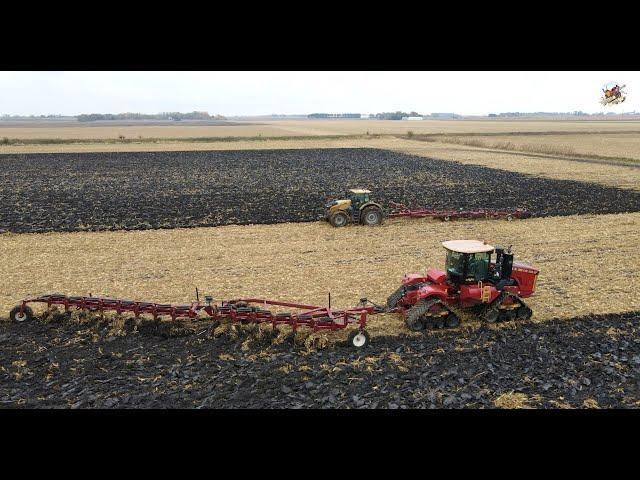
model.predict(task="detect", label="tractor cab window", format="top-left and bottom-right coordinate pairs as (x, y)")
top-left (445, 250), bottom-right (465, 280)
top-left (350, 192), bottom-right (369, 208)
top-left (446, 250), bottom-right (490, 282)
top-left (467, 252), bottom-right (490, 281)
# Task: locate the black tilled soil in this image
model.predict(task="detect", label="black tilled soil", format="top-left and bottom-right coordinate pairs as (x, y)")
top-left (1, 148), bottom-right (639, 233)
top-left (1, 311), bottom-right (638, 408)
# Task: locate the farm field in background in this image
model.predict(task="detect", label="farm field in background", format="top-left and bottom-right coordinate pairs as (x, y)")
top-left (1, 119), bottom-right (639, 190)
top-left (419, 133), bottom-right (640, 161)
top-left (2, 148), bottom-right (638, 233)
top-left (263, 118), bottom-right (640, 136)
top-left (4, 118), bottom-right (640, 141)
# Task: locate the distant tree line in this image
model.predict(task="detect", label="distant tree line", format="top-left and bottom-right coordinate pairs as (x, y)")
top-left (1, 114), bottom-right (70, 120)
top-left (76, 111), bottom-right (226, 122)
top-left (374, 111), bottom-right (423, 120)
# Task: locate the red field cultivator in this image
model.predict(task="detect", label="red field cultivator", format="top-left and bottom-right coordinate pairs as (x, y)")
top-left (10, 293), bottom-right (383, 348)
top-left (386, 202), bottom-right (530, 222)
top-left (324, 189), bottom-right (530, 227)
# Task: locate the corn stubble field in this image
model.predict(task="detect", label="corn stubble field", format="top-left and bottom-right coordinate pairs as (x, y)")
top-left (1, 118), bottom-right (640, 409)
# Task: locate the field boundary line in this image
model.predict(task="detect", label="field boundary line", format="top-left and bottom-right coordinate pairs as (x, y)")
top-left (410, 130), bottom-right (640, 138)
top-left (0, 133), bottom-right (385, 147)
top-left (403, 136), bottom-right (640, 168)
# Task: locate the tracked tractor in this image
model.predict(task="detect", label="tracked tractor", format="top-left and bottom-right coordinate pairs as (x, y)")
top-left (386, 240), bottom-right (539, 331)
top-left (325, 189), bottom-right (384, 227)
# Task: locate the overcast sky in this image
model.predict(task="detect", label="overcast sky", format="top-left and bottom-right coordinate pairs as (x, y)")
top-left (0, 71), bottom-right (637, 116)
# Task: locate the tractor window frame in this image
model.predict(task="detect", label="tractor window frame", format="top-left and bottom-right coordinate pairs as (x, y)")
top-left (466, 252), bottom-right (490, 282)
top-left (445, 250), bottom-right (466, 279)
top-left (350, 192), bottom-right (369, 207)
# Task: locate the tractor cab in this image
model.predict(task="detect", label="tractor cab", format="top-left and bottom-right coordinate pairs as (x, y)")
top-left (348, 189), bottom-right (371, 209)
top-left (443, 240), bottom-right (494, 284)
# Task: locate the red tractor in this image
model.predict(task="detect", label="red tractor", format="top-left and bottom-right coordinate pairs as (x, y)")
top-left (386, 240), bottom-right (539, 330)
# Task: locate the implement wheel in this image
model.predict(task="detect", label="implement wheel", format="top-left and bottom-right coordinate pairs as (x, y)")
top-left (361, 207), bottom-right (383, 226)
top-left (329, 211), bottom-right (349, 228)
top-left (348, 329), bottom-right (370, 349)
top-left (10, 305), bottom-right (34, 323)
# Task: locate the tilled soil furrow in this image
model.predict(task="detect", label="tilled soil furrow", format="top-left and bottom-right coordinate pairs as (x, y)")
top-left (1, 148), bottom-right (639, 233)
top-left (1, 311), bottom-right (638, 408)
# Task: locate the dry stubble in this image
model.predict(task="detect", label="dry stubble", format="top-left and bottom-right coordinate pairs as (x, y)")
top-left (1, 213), bottom-right (638, 338)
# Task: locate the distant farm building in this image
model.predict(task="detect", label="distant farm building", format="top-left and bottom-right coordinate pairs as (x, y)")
top-left (401, 116), bottom-right (424, 121)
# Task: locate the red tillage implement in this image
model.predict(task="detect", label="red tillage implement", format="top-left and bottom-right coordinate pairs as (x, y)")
top-left (387, 202), bottom-right (531, 222)
top-left (9, 240), bottom-right (540, 350)
top-left (324, 190), bottom-right (531, 227)
top-left (10, 294), bottom-right (383, 348)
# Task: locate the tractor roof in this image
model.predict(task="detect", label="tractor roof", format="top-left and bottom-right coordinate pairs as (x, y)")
top-left (349, 189), bottom-right (371, 194)
top-left (442, 240), bottom-right (495, 254)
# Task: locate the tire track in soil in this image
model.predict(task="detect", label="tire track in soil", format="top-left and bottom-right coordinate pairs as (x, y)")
top-left (1, 148), bottom-right (639, 233)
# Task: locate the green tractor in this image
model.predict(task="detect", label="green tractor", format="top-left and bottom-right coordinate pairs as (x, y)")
top-left (325, 189), bottom-right (384, 227)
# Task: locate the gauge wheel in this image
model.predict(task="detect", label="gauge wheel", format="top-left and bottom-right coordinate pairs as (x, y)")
top-left (348, 329), bottom-right (370, 349)
top-left (10, 305), bottom-right (34, 323)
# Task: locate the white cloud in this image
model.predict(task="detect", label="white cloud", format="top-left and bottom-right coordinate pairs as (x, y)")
top-left (0, 71), bottom-right (636, 116)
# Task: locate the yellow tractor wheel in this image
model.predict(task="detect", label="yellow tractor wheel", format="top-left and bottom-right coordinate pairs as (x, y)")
top-left (361, 206), bottom-right (383, 226)
top-left (329, 211), bottom-right (349, 227)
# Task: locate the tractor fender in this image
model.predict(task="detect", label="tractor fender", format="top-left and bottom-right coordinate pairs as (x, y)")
top-left (358, 201), bottom-right (384, 212)
top-left (426, 269), bottom-right (447, 284)
top-left (417, 284), bottom-right (449, 302)
top-left (403, 284), bottom-right (448, 307)
top-left (402, 273), bottom-right (429, 286)
top-left (326, 202), bottom-right (354, 222)
top-left (328, 203), bottom-right (352, 214)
